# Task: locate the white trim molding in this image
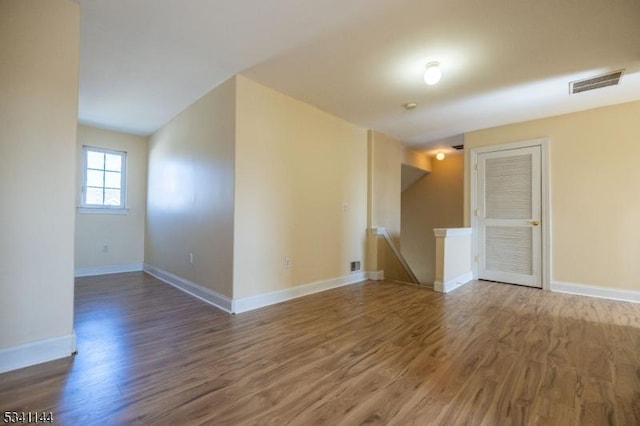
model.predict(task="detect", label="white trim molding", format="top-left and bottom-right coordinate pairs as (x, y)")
top-left (0, 332), bottom-right (76, 374)
top-left (433, 228), bottom-right (472, 238)
top-left (366, 270), bottom-right (384, 281)
top-left (434, 271), bottom-right (474, 294)
top-left (232, 271), bottom-right (370, 314)
top-left (143, 266), bottom-right (383, 315)
top-left (551, 281), bottom-right (640, 303)
top-left (77, 207), bottom-right (129, 215)
top-left (143, 264), bottom-right (233, 313)
top-left (75, 263), bottom-right (143, 277)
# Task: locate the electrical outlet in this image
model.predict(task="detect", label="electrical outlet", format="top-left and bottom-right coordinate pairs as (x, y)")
top-left (342, 202), bottom-right (349, 211)
top-left (350, 260), bottom-right (361, 272)
top-left (102, 244), bottom-right (109, 253)
top-left (284, 256), bottom-right (292, 269)
top-left (189, 253), bottom-right (194, 265)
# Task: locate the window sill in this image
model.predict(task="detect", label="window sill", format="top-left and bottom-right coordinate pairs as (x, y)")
top-left (77, 207), bottom-right (129, 215)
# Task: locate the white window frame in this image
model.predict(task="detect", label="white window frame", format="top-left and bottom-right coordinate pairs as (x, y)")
top-left (80, 146), bottom-right (128, 213)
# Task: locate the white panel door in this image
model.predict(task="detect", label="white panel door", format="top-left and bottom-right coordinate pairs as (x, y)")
top-left (477, 146), bottom-right (542, 288)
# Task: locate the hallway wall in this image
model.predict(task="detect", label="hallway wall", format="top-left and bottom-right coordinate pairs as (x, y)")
top-left (401, 153), bottom-right (464, 285)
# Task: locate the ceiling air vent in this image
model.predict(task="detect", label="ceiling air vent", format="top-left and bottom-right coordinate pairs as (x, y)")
top-left (569, 70), bottom-right (624, 94)
top-left (452, 144), bottom-right (464, 150)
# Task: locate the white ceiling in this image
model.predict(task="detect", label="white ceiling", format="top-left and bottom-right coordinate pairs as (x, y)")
top-left (76, 0), bottom-right (640, 150)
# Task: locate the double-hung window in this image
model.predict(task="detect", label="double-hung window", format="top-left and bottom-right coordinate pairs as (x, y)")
top-left (81, 146), bottom-right (127, 210)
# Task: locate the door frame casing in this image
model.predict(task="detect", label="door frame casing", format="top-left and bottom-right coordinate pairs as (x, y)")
top-left (470, 137), bottom-right (551, 290)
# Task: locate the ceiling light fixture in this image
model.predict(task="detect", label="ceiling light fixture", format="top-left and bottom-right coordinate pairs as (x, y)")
top-left (435, 152), bottom-right (445, 161)
top-left (403, 102), bottom-right (417, 110)
top-left (424, 61), bottom-right (442, 85)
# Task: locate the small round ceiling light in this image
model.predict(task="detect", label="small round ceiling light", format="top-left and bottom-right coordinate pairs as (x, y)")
top-left (403, 102), bottom-right (418, 110)
top-left (435, 152), bottom-right (445, 161)
top-left (424, 61), bottom-right (442, 85)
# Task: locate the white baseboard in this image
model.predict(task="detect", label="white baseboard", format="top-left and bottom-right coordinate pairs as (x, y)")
top-left (551, 281), bottom-right (640, 303)
top-left (434, 271), bottom-right (473, 293)
top-left (366, 270), bottom-right (384, 281)
top-left (75, 263), bottom-right (143, 277)
top-left (0, 332), bottom-right (76, 374)
top-left (233, 271), bottom-right (371, 313)
top-left (143, 264), bottom-right (233, 313)
top-left (143, 266), bottom-right (381, 314)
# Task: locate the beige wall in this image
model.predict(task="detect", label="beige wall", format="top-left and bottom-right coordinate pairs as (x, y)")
top-left (401, 148), bottom-right (431, 192)
top-left (401, 154), bottom-right (464, 284)
top-left (366, 131), bottom-right (409, 281)
top-left (146, 77), bottom-right (236, 298)
top-left (464, 100), bottom-right (640, 290)
top-left (368, 131), bottom-right (402, 238)
top-left (234, 75), bottom-right (368, 298)
top-left (0, 0), bottom-right (79, 348)
top-left (75, 126), bottom-right (148, 271)
top-left (403, 147), bottom-right (432, 173)
top-left (146, 74), bottom-right (370, 300)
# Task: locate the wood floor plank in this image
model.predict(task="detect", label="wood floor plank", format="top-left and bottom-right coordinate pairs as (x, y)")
top-left (1, 273), bottom-right (639, 425)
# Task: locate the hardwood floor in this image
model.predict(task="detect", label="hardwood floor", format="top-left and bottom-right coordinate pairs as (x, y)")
top-left (1, 272), bottom-right (639, 425)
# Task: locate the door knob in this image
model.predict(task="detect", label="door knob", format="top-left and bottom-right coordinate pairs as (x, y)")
top-left (529, 220), bottom-right (540, 226)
